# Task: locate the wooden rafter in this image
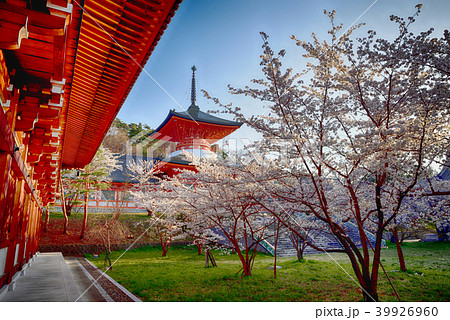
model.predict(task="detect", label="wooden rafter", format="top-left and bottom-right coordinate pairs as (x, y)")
top-left (62, 0), bottom-right (182, 168)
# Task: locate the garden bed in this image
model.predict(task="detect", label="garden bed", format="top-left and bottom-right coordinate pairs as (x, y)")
top-left (38, 216), bottom-right (175, 256)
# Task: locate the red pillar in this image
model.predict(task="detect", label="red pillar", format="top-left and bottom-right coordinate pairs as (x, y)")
top-left (16, 193), bottom-right (30, 268)
top-left (3, 177), bottom-right (25, 281)
top-left (0, 161), bottom-right (12, 287)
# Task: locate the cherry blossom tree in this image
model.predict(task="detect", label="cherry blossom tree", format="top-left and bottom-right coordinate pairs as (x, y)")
top-left (388, 176), bottom-right (450, 271)
top-left (78, 145), bottom-right (120, 239)
top-left (288, 224), bottom-right (313, 261)
top-left (128, 160), bottom-right (182, 256)
top-left (149, 212), bottom-right (180, 257)
top-left (179, 160), bottom-right (275, 276)
top-left (207, 7), bottom-right (449, 301)
top-left (60, 169), bottom-right (85, 217)
top-left (129, 157), bottom-right (275, 275)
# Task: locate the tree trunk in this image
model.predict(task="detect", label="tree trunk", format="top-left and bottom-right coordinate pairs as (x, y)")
top-left (196, 242), bottom-right (203, 255)
top-left (273, 221), bottom-right (280, 279)
top-left (80, 169), bottom-right (89, 240)
top-left (105, 245), bottom-right (112, 270)
top-left (159, 231), bottom-right (170, 257)
top-left (59, 176), bottom-right (69, 234)
top-left (43, 205), bottom-right (50, 233)
top-left (234, 246), bottom-right (252, 276)
top-left (107, 225), bottom-right (111, 254)
top-left (335, 232), bottom-right (380, 302)
top-left (105, 226), bottom-right (112, 269)
top-left (363, 287), bottom-right (379, 302)
top-left (161, 243), bottom-right (169, 257)
top-left (392, 225), bottom-right (406, 271)
top-left (297, 246), bottom-right (303, 261)
top-left (66, 205), bottom-right (72, 217)
top-left (80, 192), bottom-right (88, 239)
top-left (243, 261), bottom-right (252, 276)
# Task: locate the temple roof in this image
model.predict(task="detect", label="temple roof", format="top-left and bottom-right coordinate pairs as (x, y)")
top-left (0, 0), bottom-right (182, 206)
top-left (155, 104), bottom-right (243, 132)
top-left (149, 106), bottom-right (242, 143)
top-left (62, 0), bottom-right (182, 168)
top-left (150, 66), bottom-right (242, 142)
top-left (110, 154), bottom-right (191, 183)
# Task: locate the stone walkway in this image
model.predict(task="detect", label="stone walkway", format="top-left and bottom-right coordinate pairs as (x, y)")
top-left (0, 252), bottom-right (107, 302)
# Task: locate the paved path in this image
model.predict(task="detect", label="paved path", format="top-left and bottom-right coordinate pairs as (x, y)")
top-left (65, 256), bottom-right (108, 302)
top-left (0, 252), bottom-right (107, 302)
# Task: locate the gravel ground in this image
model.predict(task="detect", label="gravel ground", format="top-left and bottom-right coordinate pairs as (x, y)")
top-left (77, 258), bottom-right (137, 302)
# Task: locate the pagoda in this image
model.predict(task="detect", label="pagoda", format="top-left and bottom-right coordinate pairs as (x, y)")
top-left (150, 66), bottom-right (242, 176)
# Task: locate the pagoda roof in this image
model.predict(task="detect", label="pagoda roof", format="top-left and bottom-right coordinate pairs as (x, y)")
top-left (150, 105), bottom-right (243, 142)
top-left (171, 105), bottom-right (243, 127)
top-left (155, 156), bottom-right (195, 177)
top-left (150, 66), bottom-right (242, 143)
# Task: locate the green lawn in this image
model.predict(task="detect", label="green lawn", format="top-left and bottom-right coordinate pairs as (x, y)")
top-left (45, 211), bottom-right (149, 220)
top-left (87, 241), bottom-right (450, 302)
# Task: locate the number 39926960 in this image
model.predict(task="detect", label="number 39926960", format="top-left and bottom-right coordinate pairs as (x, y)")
top-left (375, 307), bottom-right (438, 317)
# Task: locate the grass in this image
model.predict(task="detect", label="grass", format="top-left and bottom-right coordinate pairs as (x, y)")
top-left (45, 211), bottom-right (149, 220)
top-left (86, 241), bottom-right (450, 302)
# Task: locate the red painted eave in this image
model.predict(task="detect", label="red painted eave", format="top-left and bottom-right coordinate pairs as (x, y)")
top-left (62, 0), bottom-right (182, 169)
top-left (151, 114), bottom-right (242, 143)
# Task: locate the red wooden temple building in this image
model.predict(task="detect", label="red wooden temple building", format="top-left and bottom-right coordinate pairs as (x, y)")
top-left (0, 0), bottom-right (181, 290)
top-left (80, 66), bottom-right (242, 212)
top-left (150, 65), bottom-right (243, 176)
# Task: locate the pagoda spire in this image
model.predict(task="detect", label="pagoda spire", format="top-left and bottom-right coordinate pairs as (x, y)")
top-left (190, 65), bottom-right (197, 108)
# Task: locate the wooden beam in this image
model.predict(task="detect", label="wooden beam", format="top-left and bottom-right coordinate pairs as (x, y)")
top-left (46, 0), bottom-right (73, 20)
top-left (0, 50), bottom-right (10, 103)
top-left (0, 102), bottom-right (15, 154)
top-left (52, 35), bottom-right (65, 81)
top-left (0, 93), bottom-right (42, 209)
top-left (18, 39), bottom-right (54, 58)
top-left (0, 3), bottom-right (66, 36)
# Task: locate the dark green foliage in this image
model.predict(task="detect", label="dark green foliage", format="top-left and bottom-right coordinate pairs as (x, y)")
top-left (111, 118), bottom-right (152, 140)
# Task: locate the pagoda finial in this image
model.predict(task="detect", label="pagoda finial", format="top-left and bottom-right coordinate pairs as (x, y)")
top-left (190, 65), bottom-right (197, 107)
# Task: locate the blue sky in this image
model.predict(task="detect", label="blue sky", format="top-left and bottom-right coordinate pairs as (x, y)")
top-left (117, 0), bottom-right (449, 148)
